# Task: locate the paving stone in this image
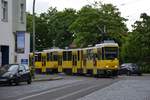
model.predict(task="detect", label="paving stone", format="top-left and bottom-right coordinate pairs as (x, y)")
top-left (78, 80), bottom-right (150, 100)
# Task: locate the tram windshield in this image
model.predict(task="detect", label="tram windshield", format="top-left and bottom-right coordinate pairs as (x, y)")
top-left (104, 47), bottom-right (118, 60)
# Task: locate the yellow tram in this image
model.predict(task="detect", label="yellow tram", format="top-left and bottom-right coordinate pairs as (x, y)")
top-left (29, 41), bottom-right (119, 77)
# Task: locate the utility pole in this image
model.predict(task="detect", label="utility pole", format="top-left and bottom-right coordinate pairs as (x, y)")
top-left (32, 0), bottom-right (36, 78)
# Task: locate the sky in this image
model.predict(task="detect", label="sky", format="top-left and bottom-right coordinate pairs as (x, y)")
top-left (26, 0), bottom-right (150, 31)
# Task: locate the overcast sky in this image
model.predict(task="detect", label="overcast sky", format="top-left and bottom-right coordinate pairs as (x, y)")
top-left (26, 0), bottom-right (150, 31)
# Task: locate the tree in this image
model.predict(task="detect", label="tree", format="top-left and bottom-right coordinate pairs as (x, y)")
top-left (27, 7), bottom-right (77, 50)
top-left (69, 3), bottom-right (128, 47)
top-left (69, 5), bottom-right (101, 47)
top-left (121, 13), bottom-right (150, 64)
top-left (27, 3), bottom-right (128, 50)
top-left (27, 12), bottom-right (49, 51)
top-left (47, 8), bottom-right (77, 48)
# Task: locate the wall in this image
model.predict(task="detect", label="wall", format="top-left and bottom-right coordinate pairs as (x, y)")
top-left (0, 0), bottom-right (14, 64)
top-left (0, 0), bottom-right (29, 65)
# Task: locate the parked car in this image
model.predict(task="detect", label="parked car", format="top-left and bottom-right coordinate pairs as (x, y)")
top-left (0, 64), bottom-right (32, 85)
top-left (119, 63), bottom-right (142, 76)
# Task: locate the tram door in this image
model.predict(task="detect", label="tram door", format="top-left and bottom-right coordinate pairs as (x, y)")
top-left (93, 53), bottom-right (97, 67)
top-left (72, 55), bottom-right (77, 66)
top-left (83, 50), bottom-right (87, 74)
top-left (83, 54), bottom-right (86, 67)
top-left (72, 53), bottom-right (77, 73)
top-left (58, 55), bottom-right (62, 66)
top-left (58, 53), bottom-right (62, 72)
top-left (42, 53), bottom-right (46, 73)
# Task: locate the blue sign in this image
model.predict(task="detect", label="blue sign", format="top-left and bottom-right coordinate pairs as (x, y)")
top-left (21, 59), bottom-right (28, 64)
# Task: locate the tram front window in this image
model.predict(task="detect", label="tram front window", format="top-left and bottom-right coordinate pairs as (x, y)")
top-left (104, 47), bottom-right (118, 60)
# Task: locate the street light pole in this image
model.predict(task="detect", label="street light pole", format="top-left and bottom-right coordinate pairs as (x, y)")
top-left (32, 0), bottom-right (36, 78)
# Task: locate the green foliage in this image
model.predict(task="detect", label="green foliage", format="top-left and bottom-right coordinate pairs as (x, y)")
top-left (121, 13), bottom-right (150, 72)
top-left (69, 3), bottom-right (128, 47)
top-left (27, 12), bottom-right (49, 51)
top-left (27, 8), bottom-right (77, 51)
top-left (47, 8), bottom-right (77, 48)
top-left (69, 5), bottom-right (101, 47)
top-left (27, 3), bottom-right (128, 50)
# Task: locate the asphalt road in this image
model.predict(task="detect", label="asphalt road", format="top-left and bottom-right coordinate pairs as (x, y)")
top-left (0, 76), bottom-right (118, 100)
top-left (0, 75), bottom-right (149, 100)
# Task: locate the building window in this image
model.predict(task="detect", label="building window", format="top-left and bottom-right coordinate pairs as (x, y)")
top-left (16, 32), bottom-right (25, 53)
top-left (1, 0), bottom-right (8, 21)
top-left (20, 3), bottom-right (24, 23)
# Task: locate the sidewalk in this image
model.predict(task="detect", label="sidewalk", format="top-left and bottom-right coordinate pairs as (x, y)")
top-left (33, 74), bottom-right (63, 82)
top-left (78, 79), bottom-right (150, 100)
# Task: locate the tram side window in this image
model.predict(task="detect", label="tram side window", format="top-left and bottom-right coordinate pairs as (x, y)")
top-left (78, 51), bottom-right (80, 61)
top-left (38, 54), bottom-right (41, 61)
top-left (97, 48), bottom-right (102, 60)
top-left (35, 54), bottom-right (38, 61)
top-left (35, 53), bottom-right (41, 61)
top-left (81, 51), bottom-right (83, 60)
top-left (52, 52), bottom-right (58, 61)
top-left (53, 55), bottom-right (58, 61)
top-left (83, 54), bottom-right (86, 66)
top-left (68, 51), bottom-right (72, 61)
top-left (87, 50), bottom-right (89, 60)
top-left (58, 55), bottom-right (62, 65)
top-left (90, 52), bottom-right (93, 60)
top-left (63, 51), bottom-right (67, 61)
top-left (87, 49), bottom-right (93, 60)
top-left (102, 48), bottom-right (104, 60)
top-left (85, 52), bottom-right (88, 60)
top-left (50, 52), bottom-right (52, 61)
top-left (47, 53), bottom-right (51, 61)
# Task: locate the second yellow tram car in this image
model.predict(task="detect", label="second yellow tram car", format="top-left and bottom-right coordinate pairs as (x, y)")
top-left (61, 49), bottom-right (83, 74)
top-left (43, 48), bottom-right (63, 73)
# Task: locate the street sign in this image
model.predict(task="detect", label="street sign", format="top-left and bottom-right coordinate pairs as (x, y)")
top-left (21, 59), bottom-right (28, 64)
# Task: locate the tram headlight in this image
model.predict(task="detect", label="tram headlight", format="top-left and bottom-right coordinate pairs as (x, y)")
top-left (106, 66), bottom-right (109, 68)
top-left (115, 66), bottom-right (118, 68)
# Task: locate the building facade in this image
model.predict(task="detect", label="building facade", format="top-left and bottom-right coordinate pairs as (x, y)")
top-left (0, 0), bottom-right (30, 66)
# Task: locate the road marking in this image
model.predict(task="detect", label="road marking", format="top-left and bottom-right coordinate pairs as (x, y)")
top-left (54, 84), bottom-right (100, 100)
top-left (17, 80), bottom-right (93, 100)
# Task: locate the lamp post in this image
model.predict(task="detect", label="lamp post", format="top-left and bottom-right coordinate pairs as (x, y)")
top-left (32, 0), bottom-right (36, 78)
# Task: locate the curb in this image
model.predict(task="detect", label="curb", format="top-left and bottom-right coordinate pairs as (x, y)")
top-left (33, 77), bottom-right (63, 82)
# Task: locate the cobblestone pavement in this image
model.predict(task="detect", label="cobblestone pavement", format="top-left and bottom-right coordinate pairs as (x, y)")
top-left (78, 75), bottom-right (150, 100)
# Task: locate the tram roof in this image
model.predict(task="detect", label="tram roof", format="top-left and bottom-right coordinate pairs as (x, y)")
top-left (29, 51), bottom-right (43, 54)
top-left (82, 46), bottom-right (96, 50)
top-left (95, 42), bottom-right (118, 47)
top-left (63, 48), bottom-right (82, 51)
top-left (38, 42), bottom-right (118, 53)
top-left (43, 48), bottom-right (64, 52)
